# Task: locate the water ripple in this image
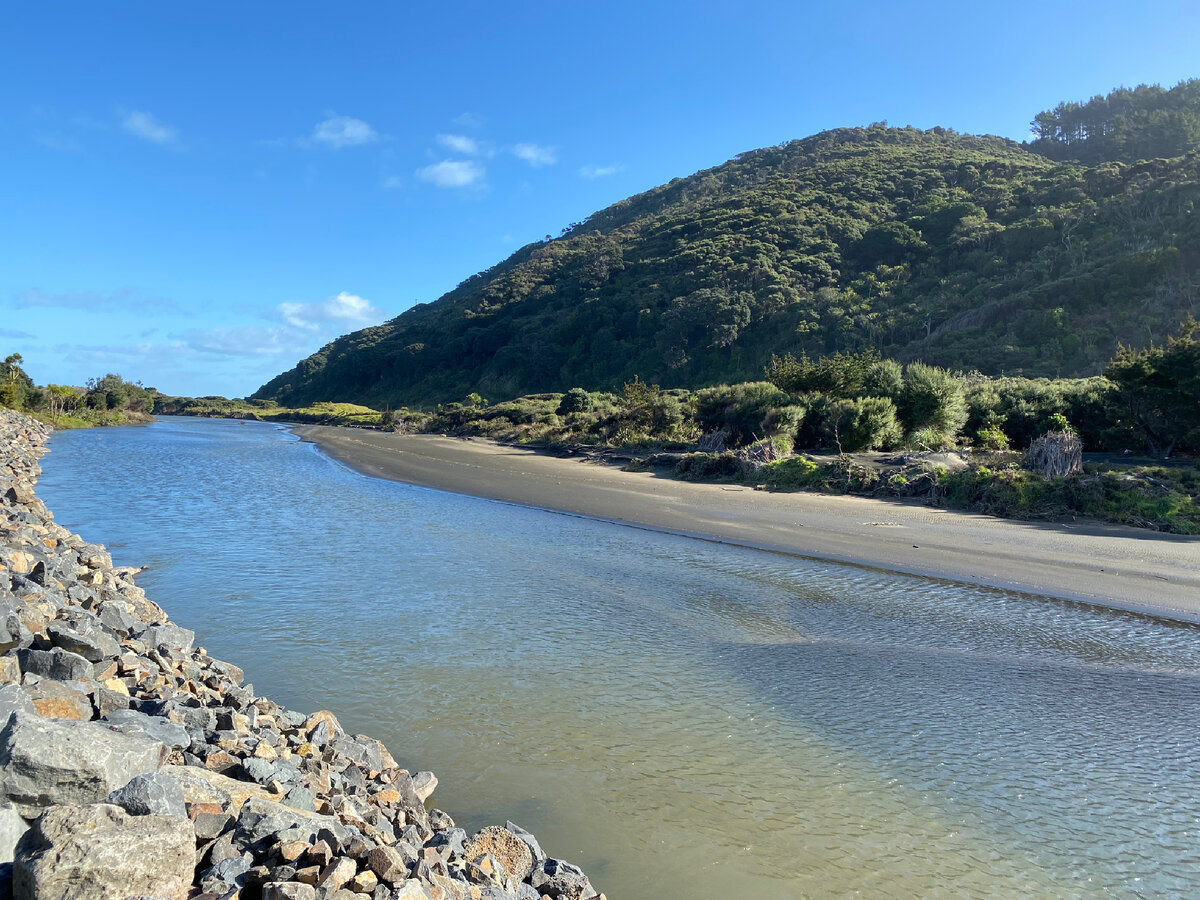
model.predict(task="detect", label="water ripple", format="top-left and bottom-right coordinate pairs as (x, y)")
top-left (36, 417), bottom-right (1200, 899)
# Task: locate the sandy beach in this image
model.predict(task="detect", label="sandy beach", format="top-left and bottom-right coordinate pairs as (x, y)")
top-left (297, 427), bottom-right (1200, 623)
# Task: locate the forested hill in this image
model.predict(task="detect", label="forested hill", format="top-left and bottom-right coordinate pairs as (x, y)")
top-left (256, 87), bottom-right (1200, 408)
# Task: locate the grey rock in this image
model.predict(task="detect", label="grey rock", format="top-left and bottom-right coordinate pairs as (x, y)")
top-left (428, 826), bottom-right (467, 858)
top-left (205, 831), bottom-right (242, 867)
top-left (106, 772), bottom-right (187, 818)
top-left (135, 622), bottom-right (194, 653)
top-left (308, 719), bottom-right (335, 748)
top-left (412, 770), bottom-right (438, 802)
top-left (262, 883), bottom-right (316, 900)
top-left (329, 735), bottom-right (383, 772)
top-left (93, 684), bottom-right (131, 716)
top-left (0, 803), bottom-right (27, 864)
top-left (13, 802), bottom-right (194, 900)
top-left (165, 702), bottom-right (215, 731)
top-left (235, 796), bottom-right (349, 851)
top-left (199, 854), bottom-right (251, 893)
top-left (47, 620), bottom-right (120, 663)
top-left (95, 600), bottom-right (138, 636)
top-left (102, 708), bottom-right (191, 749)
top-left (15, 647), bottom-right (91, 682)
top-left (530, 858), bottom-right (596, 900)
top-left (0, 685), bottom-right (36, 728)
top-left (242, 757), bottom-right (277, 785)
top-left (367, 844), bottom-right (410, 885)
top-left (0, 605), bottom-right (31, 655)
top-left (192, 810), bottom-right (234, 841)
top-left (282, 785), bottom-right (315, 812)
top-left (0, 711), bottom-right (166, 812)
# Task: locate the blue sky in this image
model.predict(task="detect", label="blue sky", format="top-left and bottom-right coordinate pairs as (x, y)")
top-left (4, 1), bottom-right (1198, 398)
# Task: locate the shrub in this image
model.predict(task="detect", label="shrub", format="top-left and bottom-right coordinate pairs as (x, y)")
top-left (694, 382), bottom-right (789, 445)
top-left (845, 396), bottom-right (903, 451)
top-left (556, 388), bottom-right (592, 416)
top-left (762, 404), bottom-right (806, 437)
top-left (900, 362), bottom-right (967, 436)
top-left (675, 452), bottom-right (742, 481)
top-left (863, 358), bottom-right (904, 400)
top-left (975, 426), bottom-right (1010, 451)
top-left (907, 426), bottom-right (954, 450)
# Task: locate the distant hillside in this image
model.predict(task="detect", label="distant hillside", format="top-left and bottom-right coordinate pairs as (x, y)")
top-left (256, 91), bottom-right (1200, 408)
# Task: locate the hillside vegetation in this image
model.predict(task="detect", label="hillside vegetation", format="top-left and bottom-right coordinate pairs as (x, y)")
top-left (256, 81), bottom-right (1200, 408)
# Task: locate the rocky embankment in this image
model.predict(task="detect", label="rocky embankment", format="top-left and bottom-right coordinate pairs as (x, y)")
top-left (0, 410), bottom-right (601, 900)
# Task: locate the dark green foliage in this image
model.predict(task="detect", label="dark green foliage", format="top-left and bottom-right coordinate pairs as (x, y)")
top-left (842, 396), bottom-right (904, 451)
top-left (1, 358), bottom-right (156, 428)
top-left (556, 387), bottom-right (592, 416)
top-left (765, 350), bottom-right (885, 398)
top-left (607, 378), bottom-right (685, 441)
top-left (899, 363), bottom-right (967, 437)
top-left (85, 374), bottom-right (154, 415)
top-left (254, 95), bottom-right (1200, 408)
top-left (694, 382), bottom-right (788, 445)
top-left (1105, 317), bottom-right (1200, 456)
top-left (963, 374), bottom-right (1118, 449)
top-left (1029, 80), bottom-right (1200, 164)
top-left (941, 461), bottom-right (1200, 533)
top-left (1, 354), bottom-right (34, 410)
top-left (674, 452), bottom-right (742, 481)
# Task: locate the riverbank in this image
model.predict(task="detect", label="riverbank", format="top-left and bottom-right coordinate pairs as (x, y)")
top-left (0, 409), bottom-right (601, 899)
top-left (299, 427), bottom-right (1200, 623)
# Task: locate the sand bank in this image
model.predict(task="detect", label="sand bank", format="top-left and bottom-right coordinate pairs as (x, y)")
top-left (297, 427), bottom-right (1200, 623)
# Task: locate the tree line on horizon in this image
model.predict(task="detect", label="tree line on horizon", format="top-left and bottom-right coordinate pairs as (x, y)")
top-left (0, 355), bottom-right (154, 427)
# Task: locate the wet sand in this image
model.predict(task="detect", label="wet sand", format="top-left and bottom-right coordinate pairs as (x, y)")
top-left (297, 427), bottom-right (1200, 623)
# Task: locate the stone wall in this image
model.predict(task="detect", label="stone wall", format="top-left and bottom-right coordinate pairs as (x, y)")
top-left (0, 409), bottom-right (601, 900)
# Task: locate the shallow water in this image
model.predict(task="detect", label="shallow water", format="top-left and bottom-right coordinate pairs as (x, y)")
top-left (36, 417), bottom-right (1200, 899)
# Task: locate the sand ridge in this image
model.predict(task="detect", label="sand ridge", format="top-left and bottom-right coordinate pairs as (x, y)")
top-left (297, 427), bottom-right (1200, 624)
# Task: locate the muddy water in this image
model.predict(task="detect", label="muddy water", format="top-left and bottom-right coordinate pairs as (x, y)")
top-left (38, 418), bottom-right (1200, 898)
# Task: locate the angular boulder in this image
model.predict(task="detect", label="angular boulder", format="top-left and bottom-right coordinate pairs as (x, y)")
top-left (0, 711), bottom-right (166, 813)
top-left (106, 772), bottom-right (187, 818)
top-left (13, 802), bottom-right (194, 900)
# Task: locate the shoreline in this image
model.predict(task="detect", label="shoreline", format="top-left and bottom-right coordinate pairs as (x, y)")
top-left (297, 426), bottom-right (1200, 624)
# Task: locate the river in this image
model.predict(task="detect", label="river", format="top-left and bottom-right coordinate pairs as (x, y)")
top-left (36, 417), bottom-right (1200, 899)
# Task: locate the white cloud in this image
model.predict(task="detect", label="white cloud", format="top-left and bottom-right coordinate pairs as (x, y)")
top-left (276, 291), bottom-right (384, 331)
top-left (513, 143), bottom-right (557, 167)
top-left (121, 110), bottom-right (178, 145)
top-left (416, 159), bottom-right (484, 188)
top-left (580, 163), bottom-right (622, 179)
top-left (382, 175), bottom-right (404, 190)
top-left (311, 115), bottom-right (379, 148)
top-left (453, 112), bottom-right (484, 128)
top-left (180, 326), bottom-right (297, 358)
top-left (436, 133), bottom-right (481, 155)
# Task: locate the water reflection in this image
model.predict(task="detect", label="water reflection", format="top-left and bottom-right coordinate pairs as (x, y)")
top-left (37, 418), bottom-right (1200, 899)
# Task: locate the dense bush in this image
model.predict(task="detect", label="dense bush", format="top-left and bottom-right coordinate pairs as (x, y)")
top-left (899, 362), bottom-right (968, 437)
top-left (694, 382), bottom-right (789, 445)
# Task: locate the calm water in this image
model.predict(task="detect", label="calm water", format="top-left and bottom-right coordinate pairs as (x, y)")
top-left (36, 418), bottom-right (1200, 899)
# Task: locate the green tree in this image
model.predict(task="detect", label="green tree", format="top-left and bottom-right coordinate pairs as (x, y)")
top-left (900, 362), bottom-right (968, 437)
top-left (1105, 317), bottom-right (1200, 456)
top-left (0, 354), bottom-right (33, 409)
